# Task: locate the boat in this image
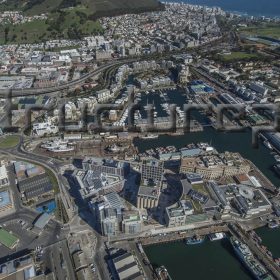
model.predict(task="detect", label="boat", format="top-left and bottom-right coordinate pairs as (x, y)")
top-left (230, 237), bottom-right (273, 280)
top-left (185, 235), bottom-right (205, 245)
top-left (209, 232), bottom-right (225, 241)
top-left (263, 140), bottom-right (273, 150)
top-left (49, 146), bottom-right (75, 153)
top-left (141, 134), bottom-right (159, 140)
top-left (268, 221), bottom-right (279, 229)
top-left (41, 139), bottom-right (69, 149)
top-left (274, 155), bottom-right (280, 162)
top-left (155, 265), bottom-right (172, 280)
top-left (273, 164), bottom-right (280, 177)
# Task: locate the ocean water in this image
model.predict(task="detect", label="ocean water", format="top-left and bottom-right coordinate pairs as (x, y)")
top-left (165, 0), bottom-right (280, 17)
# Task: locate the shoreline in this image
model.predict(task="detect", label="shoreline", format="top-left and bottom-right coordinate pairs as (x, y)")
top-left (163, 1), bottom-right (280, 19)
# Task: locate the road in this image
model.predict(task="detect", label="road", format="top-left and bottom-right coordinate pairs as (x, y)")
top-left (1, 136), bottom-right (77, 221)
top-left (0, 59), bottom-right (136, 98)
top-left (46, 240), bottom-right (76, 280)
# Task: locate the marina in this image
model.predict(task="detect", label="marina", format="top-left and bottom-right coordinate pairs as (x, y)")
top-left (144, 238), bottom-right (253, 280)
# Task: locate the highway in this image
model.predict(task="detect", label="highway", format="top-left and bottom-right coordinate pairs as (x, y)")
top-left (0, 59), bottom-right (135, 98)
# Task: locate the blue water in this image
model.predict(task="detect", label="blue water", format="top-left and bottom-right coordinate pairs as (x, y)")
top-left (36, 199), bottom-right (56, 214)
top-left (166, 0), bottom-right (280, 17)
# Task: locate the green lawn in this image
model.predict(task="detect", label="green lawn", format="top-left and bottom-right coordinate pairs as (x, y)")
top-left (0, 229), bottom-right (18, 249)
top-left (45, 168), bottom-right (59, 194)
top-left (191, 200), bottom-right (203, 214)
top-left (239, 24), bottom-right (280, 40)
top-left (192, 183), bottom-right (207, 194)
top-left (219, 52), bottom-right (259, 62)
top-left (0, 135), bottom-right (20, 149)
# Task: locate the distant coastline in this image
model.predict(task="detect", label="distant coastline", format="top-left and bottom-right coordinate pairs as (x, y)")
top-left (164, 0), bottom-right (280, 18)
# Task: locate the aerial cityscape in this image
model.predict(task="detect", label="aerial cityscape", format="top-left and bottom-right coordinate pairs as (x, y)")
top-left (1, 0), bottom-right (280, 279)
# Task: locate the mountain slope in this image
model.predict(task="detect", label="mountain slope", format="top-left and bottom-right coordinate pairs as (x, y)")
top-left (0, 0), bottom-right (163, 44)
top-left (1, 0), bottom-right (163, 16)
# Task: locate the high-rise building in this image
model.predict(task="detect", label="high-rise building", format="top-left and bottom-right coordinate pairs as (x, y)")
top-left (122, 210), bottom-right (142, 234)
top-left (141, 159), bottom-right (164, 183)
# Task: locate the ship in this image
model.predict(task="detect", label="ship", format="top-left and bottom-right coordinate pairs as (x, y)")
top-left (208, 232), bottom-right (225, 241)
top-left (155, 265), bottom-right (172, 280)
top-left (268, 221), bottom-right (279, 229)
top-left (141, 134), bottom-right (159, 140)
top-left (273, 164), bottom-right (280, 177)
top-left (274, 155), bottom-right (280, 162)
top-left (230, 237), bottom-right (273, 280)
top-left (263, 140), bottom-right (273, 150)
top-left (41, 139), bottom-right (69, 149)
top-left (185, 235), bottom-right (205, 245)
top-left (49, 146), bottom-right (75, 153)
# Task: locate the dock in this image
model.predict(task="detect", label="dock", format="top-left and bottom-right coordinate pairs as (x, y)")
top-left (139, 224), bottom-right (228, 246)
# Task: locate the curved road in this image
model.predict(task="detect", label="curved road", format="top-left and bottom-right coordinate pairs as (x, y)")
top-left (0, 58), bottom-right (136, 98)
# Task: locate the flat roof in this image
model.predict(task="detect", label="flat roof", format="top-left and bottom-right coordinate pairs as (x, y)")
top-left (138, 185), bottom-right (159, 198)
top-left (0, 191), bottom-right (11, 208)
top-left (0, 166), bottom-right (8, 180)
top-left (34, 212), bottom-right (51, 229)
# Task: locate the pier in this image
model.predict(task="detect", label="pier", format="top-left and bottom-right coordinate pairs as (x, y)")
top-left (139, 224), bottom-right (228, 246)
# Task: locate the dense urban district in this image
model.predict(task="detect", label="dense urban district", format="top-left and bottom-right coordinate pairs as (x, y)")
top-left (1, 1), bottom-right (280, 280)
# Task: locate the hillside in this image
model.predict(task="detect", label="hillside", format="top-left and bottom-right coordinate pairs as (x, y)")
top-left (0, 0), bottom-right (163, 44)
top-left (0, 0), bottom-right (163, 16)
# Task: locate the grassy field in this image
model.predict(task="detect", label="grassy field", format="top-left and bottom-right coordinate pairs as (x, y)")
top-left (0, 20), bottom-right (50, 44)
top-left (0, 135), bottom-right (20, 149)
top-left (239, 24), bottom-right (280, 40)
top-left (54, 7), bottom-right (103, 38)
top-left (0, 8), bottom-right (103, 44)
top-left (0, 229), bottom-right (18, 249)
top-left (219, 51), bottom-right (259, 62)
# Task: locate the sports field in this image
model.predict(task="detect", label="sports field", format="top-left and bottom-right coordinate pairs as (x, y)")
top-left (0, 135), bottom-right (20, 149)
top-left (239, 24), bottom-right (280, 40)
top-left (219, 52), bottom-right (259, 62)
top-left (0, 229), bottom-right (18, 249)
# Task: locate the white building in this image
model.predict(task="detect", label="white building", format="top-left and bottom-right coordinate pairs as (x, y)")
top-left (32, 121), bottom-right (59, 137)
top-left (0, 165), bottom-right (9, 188)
